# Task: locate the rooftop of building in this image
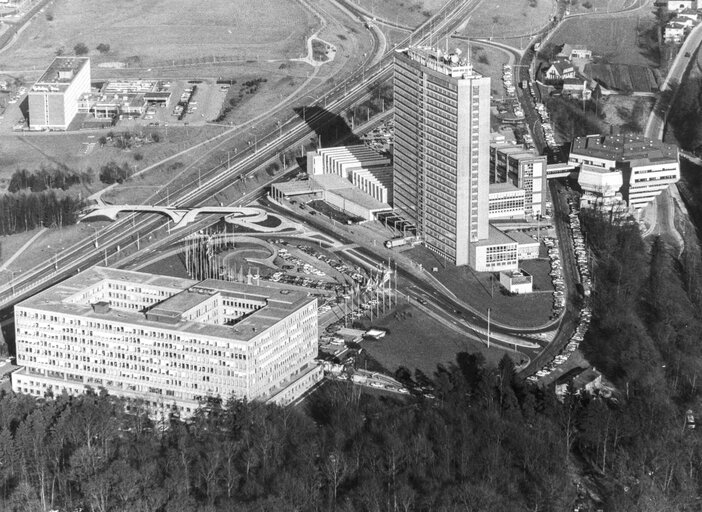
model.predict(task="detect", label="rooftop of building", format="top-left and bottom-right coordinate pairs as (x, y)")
top-left (489, 182), bottom-right (523, 195)
top-left (570, 134), bottom-right (678, 164)
top-left (501, 269), bottom-right (533, 284)
top-left (505, 230), bottom-right (539, 246)
top-left (316, 144), bottom-right (390, 165)
top-left (18, 267), bottom-right (314, 342)
top-left (312, 173), bottom-right (391, 210)
top-left (475, 224), bottom-right (519, 247)
top-left (400, 45), bottom-right (482, 79)
top-left (33, 57), bottom-right (89, 91)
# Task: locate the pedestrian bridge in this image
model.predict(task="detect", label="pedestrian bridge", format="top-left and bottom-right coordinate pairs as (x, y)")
top-left (79, 205), bottom-right (267, 230)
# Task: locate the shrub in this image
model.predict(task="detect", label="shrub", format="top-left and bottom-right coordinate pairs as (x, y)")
top-left (96, 43), bottom-right (111, 54)
top-left (74, 43), bottom-right (89, 56)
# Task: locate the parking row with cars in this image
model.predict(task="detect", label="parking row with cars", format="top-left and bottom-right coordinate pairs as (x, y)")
top-left (528, 197), bottom-right (594, 382)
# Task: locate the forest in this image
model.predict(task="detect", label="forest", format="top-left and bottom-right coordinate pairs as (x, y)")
top-left (1, 209), bottom-right (702, 511)
top-left (0, 190), bottom-right (83, 236)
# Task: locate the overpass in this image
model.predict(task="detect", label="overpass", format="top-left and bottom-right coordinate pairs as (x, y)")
top-left (80, 205), bottom-right (267, 230)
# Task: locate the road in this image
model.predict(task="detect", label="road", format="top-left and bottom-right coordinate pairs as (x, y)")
top-left (0, 0), bottom-right (483, 315)
top-left (641, 19), bottom-right (702, 253)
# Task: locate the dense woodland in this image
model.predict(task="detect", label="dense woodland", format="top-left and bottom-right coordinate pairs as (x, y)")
top-left (1, 207), bottom-right (702, 511)
top-left (0, 190), bottom-right (82, 236)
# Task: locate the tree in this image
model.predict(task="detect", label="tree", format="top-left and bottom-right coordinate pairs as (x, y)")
top-left (96, 43), bottom-right (110, 54)
top-left (74, 43), bottom-right (89, 56)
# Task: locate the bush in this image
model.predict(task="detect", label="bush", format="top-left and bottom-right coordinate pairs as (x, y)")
top-left (96, 43), bottom-right (111, 54)
top-left (74, 43), bottom-right (89, 56)
top-left (45, 12), bottom-right (54, 21)
top-left (150, 132), bottom-right (160, 143)
top-left (133, 152), bottom-right (144, 161)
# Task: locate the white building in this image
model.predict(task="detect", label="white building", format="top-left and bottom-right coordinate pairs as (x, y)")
top-left (569, 134), bottom-right (679, 209)
top-left (307, 145), bottom-right (393, 205)
top-left (473, 225), bottom-right (519, 272)
top-left (667, 0), bottom-right (695, 12)
top-left (28, 57), bottom-right (91, 130)
top-left (12, 267), bottom-right (322, 417)
top-left (490, 143), bottom-right (547, 216)
top-left (489, 183), bottom-right (526, 219)
top-left (393, 46), bottom-right (491, 268)
top-left (500, 269), bottom-right (533, 294)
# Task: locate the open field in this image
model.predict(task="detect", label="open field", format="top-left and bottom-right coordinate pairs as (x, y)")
top-left (406, 245), bottom-right (555, 327)
top-left (359, 304), bottom-right (509, 376)
top-left (352, 0), bottom-right (449, 28)
top-left (0, 0), bottom-right (317, 71)
top-left (469, 42), bottom-right (512, 97)
top-left (461, 0), bottom-right (554, 40)
top-left (565, 0), bottom-right (636, 15)
top-left (585, 62), bottom-right (658, 92)
top-left (547, 13), bottom-right (659, 67)
top-left (0, 124), bottom-right (227, 194)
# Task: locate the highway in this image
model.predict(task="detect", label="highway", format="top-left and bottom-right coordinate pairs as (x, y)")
top-left (0, 0), bottom-right (484, 316)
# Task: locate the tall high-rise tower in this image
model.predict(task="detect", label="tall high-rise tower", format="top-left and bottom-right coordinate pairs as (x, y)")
top-left (393, 46), bottom-right (491, 267)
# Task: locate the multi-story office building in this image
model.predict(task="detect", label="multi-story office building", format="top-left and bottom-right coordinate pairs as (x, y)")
top-left (12, 267), bottom-right (322, 417)
top-left (307, 145), bottom-right (393, 204)
top-left (28, 57), bottom-right (91, 130)
top-left (568, 134), bottom-right (679, 209)
top-left (488, 183), bottom-right (525, 219)
top-left (490, 142), bottom-right (547, 216)
top-left (393, 46), bottom-right (491, 267)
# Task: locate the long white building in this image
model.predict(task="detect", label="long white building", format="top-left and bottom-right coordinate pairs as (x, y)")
top-left (28, 57), bottom-right (91, 130)
top-left (12, 267), bottom-right (322, 417)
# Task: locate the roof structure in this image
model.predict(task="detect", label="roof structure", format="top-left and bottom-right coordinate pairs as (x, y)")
top-left (570, 134), bottom-right (678, 164)
top-left (19, 267), bottom-right (314, 342)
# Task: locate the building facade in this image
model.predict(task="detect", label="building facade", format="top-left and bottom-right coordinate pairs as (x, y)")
top-left (393, 46), bottom-right (490, 267)
top-left (307, 145), bottom-right (393, 204)
top-left (488, 183), bottom-right (525, 219)
top-left (490, 143), bottom-right (547, 216)
top-left (569, 134), bottom-right (679, 209)
top-left (28, 57), bottom-right (91, 130)
top-left (12, 267), bottom-right (321, 417)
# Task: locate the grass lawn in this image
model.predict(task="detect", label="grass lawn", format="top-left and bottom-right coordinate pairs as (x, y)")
top-left (469, 41), bottom-right (512, 97)
top-left (406, 245), bottom-right (555, 327)
top-left (358, 304), bottom-right (507, 376)
top-left (0, 0), bottom-right (317, 71)
top-left (461, 0), bottom-right (554, 39)
top-left (353, 0), bottom-right (449, 28)
top-left (547, 13), bottom-right (659, 67)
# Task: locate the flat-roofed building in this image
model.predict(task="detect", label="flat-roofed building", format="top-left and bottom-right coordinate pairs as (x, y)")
top-left (393, 46), bottom-right (491, 267)
top-left (473, 225), bottom-right (519, 272)
top-left (489, 142), bottom-right (546, 216)
top-left (489, 183), bottom-right (525, 219)
top-left (307, 145), bottom-right (393, 204)
top-left (569, 134), bottom-right (679, 209)
top-left (500, 269), bottom-right (533, 294)
top-left (505, 230), bottom-right (540, 260)
top-left (12, 267), bottom-right (321, 417)
top-left (28, 57), bottom-right (91, 130)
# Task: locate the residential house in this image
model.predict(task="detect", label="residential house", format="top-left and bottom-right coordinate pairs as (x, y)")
top-left (664, 21), bottom-right (687, 43)
top-left (666, 0), bottom-right (695, 12)
top-left (562, 77), bottom-right (592, 99)
top-left (558, 44), bottom-right (592, 61)
top-left (677, 8), bottom-right (699, 21)
top-left (544, 59), bottom-right (575, 82)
